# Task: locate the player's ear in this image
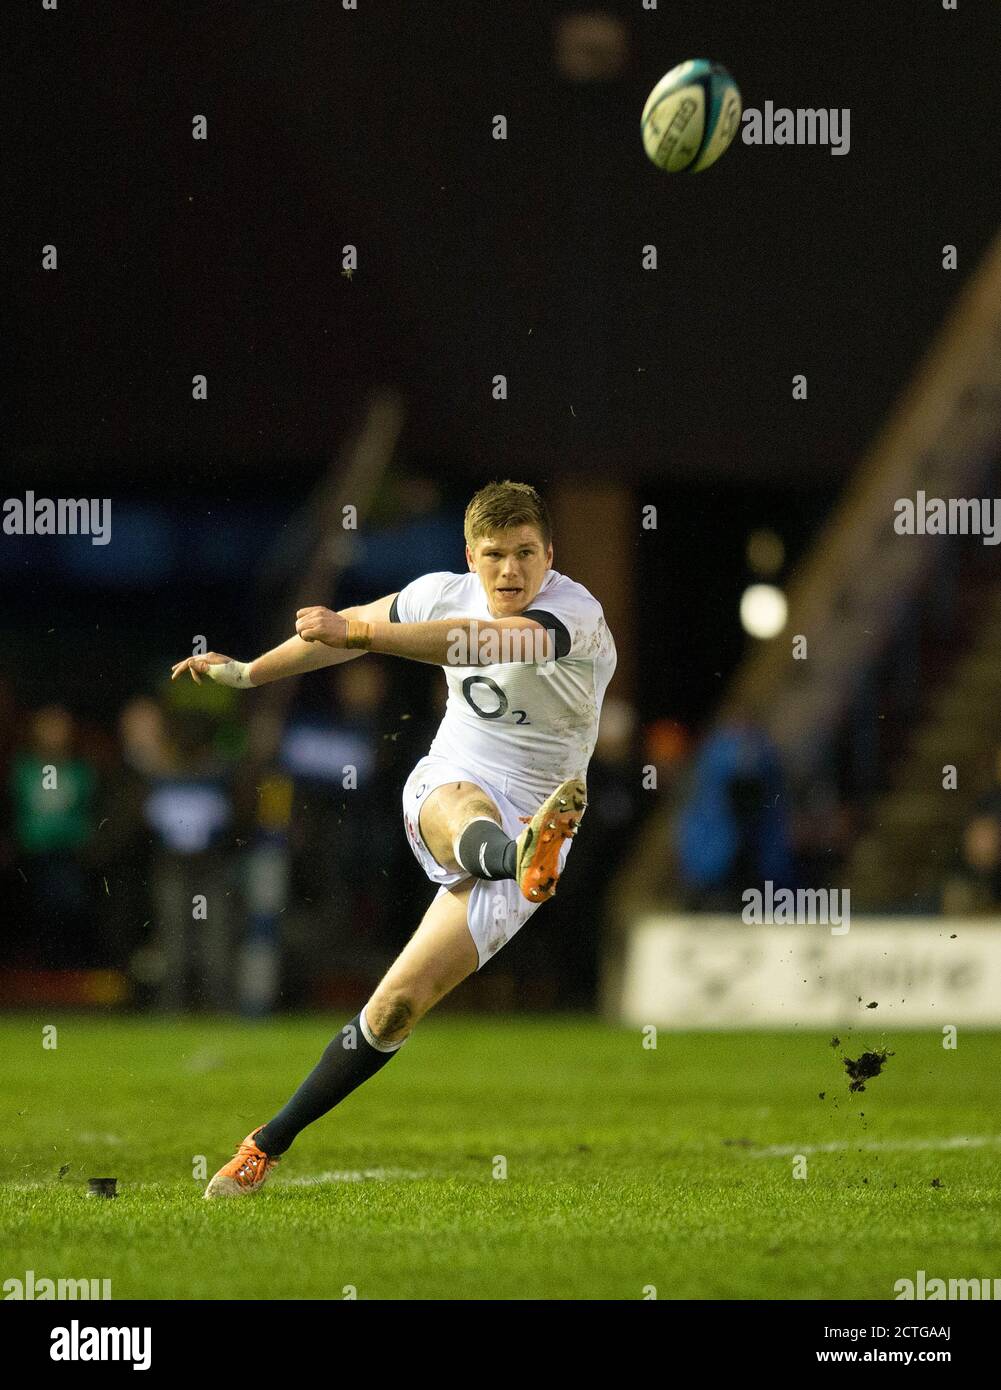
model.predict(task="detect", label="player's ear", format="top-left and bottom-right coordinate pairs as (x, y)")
top-left (466, 544), bottom-right (475, 570)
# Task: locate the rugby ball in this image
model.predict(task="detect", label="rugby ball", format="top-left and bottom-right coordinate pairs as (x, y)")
top-left (641, 59), bottom-right (742, 173)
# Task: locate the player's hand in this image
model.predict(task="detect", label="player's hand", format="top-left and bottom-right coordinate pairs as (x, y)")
top-left (171, 652), bottom-right (245, 686)
top-left (295, 606), bottom-right (348, 647)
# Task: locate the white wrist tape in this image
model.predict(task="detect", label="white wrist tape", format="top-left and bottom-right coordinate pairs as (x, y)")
top-left (206, 659), bottom-right (255, 689)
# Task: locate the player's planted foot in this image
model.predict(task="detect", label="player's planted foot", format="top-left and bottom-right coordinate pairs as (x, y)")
top-left (203, 1126), bottom-right (280, 1199)
top-left (514, 777), bottom-right (586, 903)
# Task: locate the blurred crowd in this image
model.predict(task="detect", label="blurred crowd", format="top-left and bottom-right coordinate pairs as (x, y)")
top-left (5, 651), bottom-right (999, 1015)
top-left (943, 746), bottom-right (1001, 914)
top-left (666, 716), bottom-right (1001, 917)
top-left (0, 663), bottom-right (430, 1007)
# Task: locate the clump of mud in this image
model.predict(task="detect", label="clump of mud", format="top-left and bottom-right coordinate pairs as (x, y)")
top-left (843, 1048), bottom-right (894, 1093)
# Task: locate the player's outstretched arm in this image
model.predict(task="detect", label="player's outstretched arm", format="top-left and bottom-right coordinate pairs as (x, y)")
top-left (294, 609), bottom-right (554, 666)
top-left (170, 593), bottom-right (399, 688)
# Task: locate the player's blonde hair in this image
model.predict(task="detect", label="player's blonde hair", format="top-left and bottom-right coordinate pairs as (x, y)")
top-left (464, 480), bottom-right (553, 552)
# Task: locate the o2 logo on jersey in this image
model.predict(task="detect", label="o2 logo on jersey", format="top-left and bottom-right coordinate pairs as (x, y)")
top-left (461, 676), bottom-right (530, 724)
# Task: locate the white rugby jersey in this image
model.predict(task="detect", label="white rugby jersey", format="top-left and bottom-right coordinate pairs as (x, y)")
top-left (390, 568), bottom-right (617, 811)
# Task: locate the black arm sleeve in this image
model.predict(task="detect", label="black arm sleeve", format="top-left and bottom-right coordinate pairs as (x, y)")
top-left (519, 608), bottom-right (572, 659)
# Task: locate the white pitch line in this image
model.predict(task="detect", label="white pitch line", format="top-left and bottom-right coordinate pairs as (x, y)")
top-left (2, 1168), bottom-right (431, 1193)
top-left (281, 1168), bottom-right (429, 1186)
top-left (747, 1135), bottom-right (1001, 1159)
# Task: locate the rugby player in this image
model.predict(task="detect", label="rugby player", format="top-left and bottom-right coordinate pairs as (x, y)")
top-left (170, 480), bottom-right (616, 1197)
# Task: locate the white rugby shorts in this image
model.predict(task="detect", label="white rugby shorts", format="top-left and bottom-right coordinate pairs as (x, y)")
top-left (401, 754), bottom-right (572, 969)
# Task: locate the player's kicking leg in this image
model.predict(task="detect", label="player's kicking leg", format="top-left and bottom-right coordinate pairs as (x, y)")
top-left (420, 775), bottom-right (587, 903)
top-left (203, 775), bottom-right (585, 1197)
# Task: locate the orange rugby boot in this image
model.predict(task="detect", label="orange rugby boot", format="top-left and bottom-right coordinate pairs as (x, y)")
top-left (203, 1127), bottom-right (280, 1199)
top-left (514, 777), bottom-right (587, 904)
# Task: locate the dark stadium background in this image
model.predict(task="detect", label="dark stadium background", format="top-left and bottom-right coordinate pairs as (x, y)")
top-left (4, 0), bottom-right (1001, 1011)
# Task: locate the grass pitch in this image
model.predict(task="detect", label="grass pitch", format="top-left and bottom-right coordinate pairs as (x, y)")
top-left (2, 1014), bottom-right (999, 1300)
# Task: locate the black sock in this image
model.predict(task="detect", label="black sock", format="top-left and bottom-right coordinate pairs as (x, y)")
top-left (255, 1010), bottom-right (404, 1156)
top-left (455, 817), bottom-right (517, 880)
